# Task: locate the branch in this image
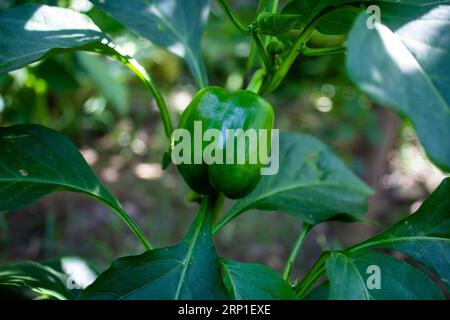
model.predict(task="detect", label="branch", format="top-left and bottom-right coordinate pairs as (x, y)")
top-left (216, 0), bottom-right (249, 34)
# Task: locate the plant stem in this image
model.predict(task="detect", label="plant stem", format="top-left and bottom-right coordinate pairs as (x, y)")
top-left (117, 207), bottom-right (154, 250)
top-left (216, 0), bottom-right (249, 34)
top-left (96, 42), bottom-right (174, 139)
top-left (295, 251), bottom-right (330, 298)
top-left (266, 0), bottom-right (279, 13)
top-left (264, 23), bottom-right (316, 92)
top-left (251, 31), bottom-right (273, 72)
top-left (263, 5), bottom-right (348, 93)
top-left (246, 69), bottom-right (266, 93)
top-left (245, 0), bottom-right (278, 74)
top-left (211, 192), bottom-right (225, 224)
top-left (217, 0), bottom-right (278, 83)
top-left (99, 197), bottom-right (153, 250)
top-left (123, 58), bottom-right (174, 139)
top-left (82, 42), bottom-right (177, 250)
top-left (282, 223), bottom-right (312, 282)
top-left (302, 45), bottom-right (347, 56)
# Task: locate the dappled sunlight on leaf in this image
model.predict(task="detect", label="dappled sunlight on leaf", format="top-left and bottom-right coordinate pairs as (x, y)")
top-left (347, 5), bottom-right (450, 171)
top-left (91, 0), bottom-right (210, 87)
top-left (0, 4), bottom-right (108, 73)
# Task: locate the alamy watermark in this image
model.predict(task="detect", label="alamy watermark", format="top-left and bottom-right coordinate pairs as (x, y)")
top-left (171, 121), bottom-right (279, 175)
top-left (366, 265), bottom-right (381, 290)
top-left (366, 5), bottom-right (381, 30)
top-left (66, 273), bottom-right (83, 290)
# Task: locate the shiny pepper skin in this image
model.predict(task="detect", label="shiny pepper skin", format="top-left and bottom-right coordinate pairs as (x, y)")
top-left (174, 86), bottom-right (274, 199)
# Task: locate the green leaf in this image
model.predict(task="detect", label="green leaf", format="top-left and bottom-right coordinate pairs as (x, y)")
top-left (0, 124), bottom-right (150, 249)
top-left (346, 5), bottom-right (450, 170)
top-left (79, 199), bottom-right (229, 300)
top-left (221, 259), bottom-right (297, 300)
top-left (77, 52), bottom-right (129, 116)
top-left (214, 133), bottom-right (373, 232)
top-left (33, 58), bottom-right (79, 92)
top-left (0, 4), bottom-right (164, 131)
top-left (282, 1), bottom-right (359, 35)
top-left (0, 261), bottom-right (73, 300)
top-left (350, 177), bottom-right (450, 290)
top-left (326, 250), bottom-right (443, 300)
top-left (90, 0), bottom-right (209, 88)
top-left (255, 12), bottom-right (302, 36)
top-left (0, 4), bottom-right (109, 74)
top-left (303, 281), bottom-right (329, 300)
top-left (313, 6), bottom-right (360, 35)
top-left (282, 0), bottom-right (448, 35)
top-left (299, 177), bottom-right (450, 299)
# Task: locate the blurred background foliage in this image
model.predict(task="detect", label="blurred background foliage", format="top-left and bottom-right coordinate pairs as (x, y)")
top-left (0, 0), bottom-right (447, 279)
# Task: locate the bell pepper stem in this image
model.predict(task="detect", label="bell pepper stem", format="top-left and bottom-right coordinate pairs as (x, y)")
top-left (200, 193), bottom-right (224, 227)
top-left (282, 222), bottom-right (312, 282)
top-left (211, 192), bottom-right (225, 224)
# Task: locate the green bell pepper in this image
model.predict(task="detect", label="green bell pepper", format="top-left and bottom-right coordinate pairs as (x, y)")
top-left (174, 86), bottom-right (274, 199)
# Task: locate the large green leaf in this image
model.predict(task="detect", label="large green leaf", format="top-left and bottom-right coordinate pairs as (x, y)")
top-left (221, 259), bottom-right (297, 300)
top-left (346, 5), bottom-right (450, 171)
top-left (214, 133), bottom-right (373, 232)
top-left (303, 281), bottom-right (329, 300)
top-left (326, 250), bottom-right (443, 300)
top-left (0, 124), bottom-right (149, 248)
top-left (349, 177), bottom-right (450, 290)
top-left (321, 178), bottom-right (450, 299)
top-left (79, 199), bottom-right (229, 300)
top-left (0, 261), bottom-right (73, 300)
top-left (0, 4), bottom-right (109, 74)
top-left (90, 0), bottom-right (209, 88)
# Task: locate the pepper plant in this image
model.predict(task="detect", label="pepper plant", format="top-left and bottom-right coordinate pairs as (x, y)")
top-left (0, 0), bottom-right (449, 300)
